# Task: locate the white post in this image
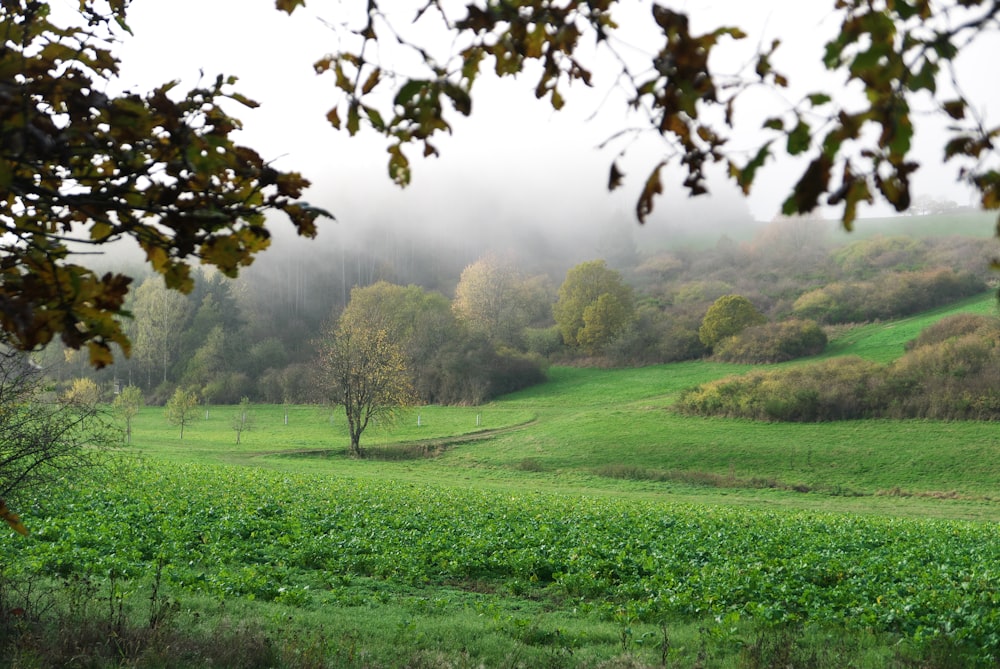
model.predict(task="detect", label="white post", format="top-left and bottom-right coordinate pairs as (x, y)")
top-left (476, 414), bottom-right (481, 427)
top-left (417, 413), bottom-right (422, 427)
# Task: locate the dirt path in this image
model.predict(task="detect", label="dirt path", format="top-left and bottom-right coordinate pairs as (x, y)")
top-left (242, 419), bottom-right (538, 460)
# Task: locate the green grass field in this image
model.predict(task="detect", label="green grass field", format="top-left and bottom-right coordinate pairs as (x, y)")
top-left (4, 290), bottom-right (1000, 668)
top-left (128, 291), bottom-right (1000, 521)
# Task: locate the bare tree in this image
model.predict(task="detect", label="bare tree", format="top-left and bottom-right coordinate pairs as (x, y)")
top-left (231, 397), bottom-right (255, 445)
top-left (0, 348), bottom-right (113, 514)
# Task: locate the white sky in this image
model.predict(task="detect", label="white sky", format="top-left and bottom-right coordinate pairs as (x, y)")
top-left (56, 1), bottom-right (1000, 236)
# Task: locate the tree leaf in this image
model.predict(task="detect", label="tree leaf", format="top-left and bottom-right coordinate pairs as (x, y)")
top-left (327, 106), bottom-right (342, 129)
top-left (608, 162), bottom-right (625, 191)
top-left (942, 99), bottom-right (965, 120)
top-left (787, 119), bottom-right (811, 155)
top-left (275, 0), bottom-right (306, 15)
top-left (636, 162), bottom-right (665, 223)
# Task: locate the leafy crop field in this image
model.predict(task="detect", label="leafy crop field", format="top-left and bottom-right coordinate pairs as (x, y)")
top-left (3, 291), bottom-right (1000, 667)
top-left (6, 462), bottom-right (1000, 666)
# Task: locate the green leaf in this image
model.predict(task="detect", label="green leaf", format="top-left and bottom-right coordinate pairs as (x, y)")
top-left (388, 145), bottom-right (411, 186)
top-left (734, 142), bottom-right (772, 195)
top-left (364, 106), bottom-right (385, 131)
top-left (787, 119), bottom-right (811, 155)
top-left (763, 117), bottom-right (784, 131)
top-left (347, 102), bottom-right (361, 136)
top-left (361, 68), bottom-right (381, 95)
top-left (442, 82), bottom-right (472, 116)
top-left (394, 80), bottom-right (426, 107)
top-left (782, 154), bottom-right (833, 215)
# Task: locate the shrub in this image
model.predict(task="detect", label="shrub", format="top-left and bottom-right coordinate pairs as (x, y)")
top-left (905, 313), bottom-right (1000, 351)
top-left (678, 323), bottom-right (1000, 422)
top-left (792, 270), bottom-right (986, 325)
top-left (676, 357), bottom-right (886, 421)
top-left (524, 326), bottom-right (564, 357)
top-left (714, 319), bottom-right (827, 363)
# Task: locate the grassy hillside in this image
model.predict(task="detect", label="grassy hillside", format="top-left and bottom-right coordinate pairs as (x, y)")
top-left (127, 291), bottom-right (1000, 522)
top-left (5, 292), bottom-right (1000, 669)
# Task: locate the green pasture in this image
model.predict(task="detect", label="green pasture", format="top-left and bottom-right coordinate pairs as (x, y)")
top-left (124, 291), bottom-right (1000, 522)
top-left (6, 290), bottom-right (1000, 668)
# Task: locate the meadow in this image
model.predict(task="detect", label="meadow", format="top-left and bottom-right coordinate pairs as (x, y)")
top-left (2, 291), bottom-right (1000, 668)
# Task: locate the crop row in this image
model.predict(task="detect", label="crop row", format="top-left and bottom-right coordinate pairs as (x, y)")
top-left (4, 461), bottom-right (1000, 662)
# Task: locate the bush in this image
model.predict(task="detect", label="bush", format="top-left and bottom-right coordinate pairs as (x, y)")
top-left (905, 313), bottom-right (1000, 351)
top-left (678, 322), bottom-right (1000, 422)
top-left (676, 357), bottom-right (887, 421)
top-left (524, 326), bottom-right (564, 357)
top-left (714, 319), bottom-right (827, 363)
top-left (792, 270), bottom-right (986, 324)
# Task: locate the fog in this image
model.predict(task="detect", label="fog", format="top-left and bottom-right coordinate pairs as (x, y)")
top-left (71, 0), bottom-right (996, 289)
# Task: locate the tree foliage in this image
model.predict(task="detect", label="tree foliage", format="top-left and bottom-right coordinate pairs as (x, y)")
top-left (297, 0), bottom-right (1000, 233)
top-left (713, 319), bottom-right (828, 363)
top-left (62, 377), bottom-right (101, 408)
top-left (698, 295), bottom-right (767, 349)
top-left (453, 255), bottom-right (530, 348)
top-left (164, 387), bottom-right (199, 440)
top-left (132, 277), bottom-right (191, 386)
top-left (112, 385), bottom-right (143, 444)
top-left (0, 1), bottom-right (330, 367)
top-left (554, 260), bottom-right (635, 352)
top-left (678, 316), bottom-right (1000, 421)
top-left (316, 311), bottom-right (415, 456)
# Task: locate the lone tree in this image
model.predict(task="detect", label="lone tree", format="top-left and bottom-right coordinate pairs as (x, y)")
top-left (316, 315), bottom-right (415, 457)
top-left (699, 295), bottom-right (768, 350)
top-left (164, 388), bottom-right (199, 440)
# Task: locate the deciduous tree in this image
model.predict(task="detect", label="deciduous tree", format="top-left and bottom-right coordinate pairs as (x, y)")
top-left (132, 277), bottom-right (191, 386)
top-left (698, 295), bottom-right (767, 350)
top-left (453, 255), bottom-right (530, 348)
top-left (554, 260), bottom-right (635, 352)
top-left (316, 314), bottom-right (415, 457)
top-left (0, 1), bottom-right (329, 367)
top-left (231, 396), bottom-right (254, 445)
top-left (112, 385), bottom-right (143, 445)
top-left (0, 349), bottom-right (112, 526)
top-left (164, 388), bottom-right (199, 440)
top-left (62, 378), bottom-right (101, 408)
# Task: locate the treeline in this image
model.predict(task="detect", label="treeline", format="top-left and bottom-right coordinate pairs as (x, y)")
top-left (45, 213), bottom-right (997, 406)
top-left (676, 314), bottom-right (1000, 421)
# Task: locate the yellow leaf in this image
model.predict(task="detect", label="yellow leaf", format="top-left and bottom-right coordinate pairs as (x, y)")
top-left (0, 500), bottom-right (28, 536)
